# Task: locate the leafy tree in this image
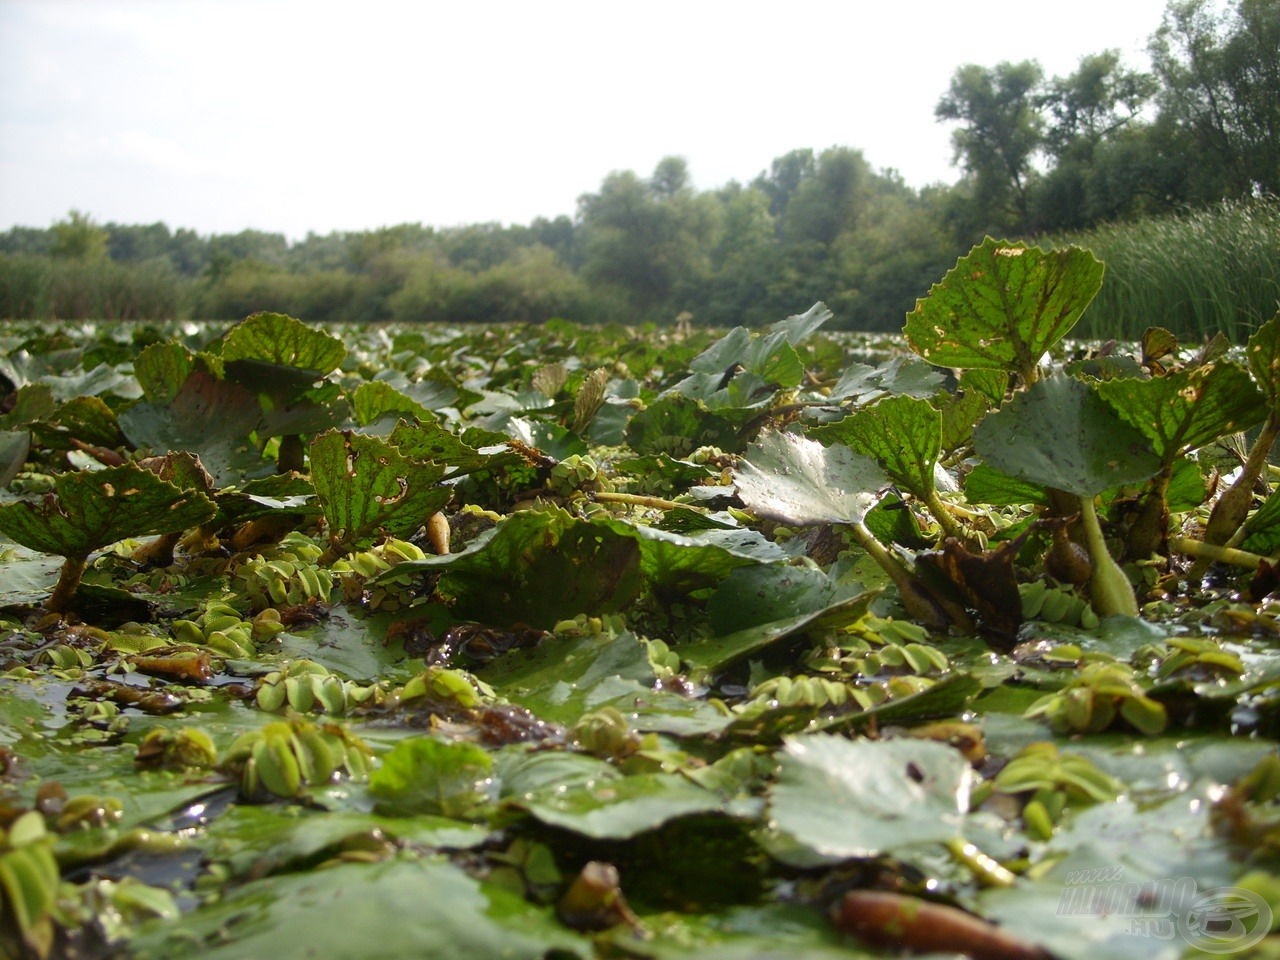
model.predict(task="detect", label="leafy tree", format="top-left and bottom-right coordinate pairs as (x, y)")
top-left (1150, 0), bottom-right (1280, 197)
top-left (0, 226), bottom-right (54, 256)
top-left (50, 210), bottom-right (109, 261)
top-left (527, 215), bottom-right (577, 267)
top-left (439, 223), bottom-right (523, 272)
top-left (752, 149), bottom-right (817, 219)
top-left (577, 159), bottom-right (717, 319)
top-left (835, 181), bottom-right (956, 330)
top-left (936, 61), bottom-right (1045, 234)
top-left (1041, 51), bottom-right (1157, 160)
top-left (1033, 52), bottom-right (1158, 230)
top-left (105, 221), bottom-right (174, 263)
top-left (698, 183), bottom-right (778, 327)
top-left (286, 231), bottom-right (360, 273)
top-left (0, 253), bottom-right (51, 317)
top-left (781, 147), bottom-right (872, 247)
top-left (650, 155), bottom-right (693, 200)
top-left (346, 224), bottom-right (437, 270)
top-left (167, 227), bottom-right (209, 276)
top-left (209, 229), bottom-right (289, 268)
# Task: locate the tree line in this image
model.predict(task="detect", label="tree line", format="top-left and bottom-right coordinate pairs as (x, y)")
top-left (0, 0), bottom-right (1275, 331)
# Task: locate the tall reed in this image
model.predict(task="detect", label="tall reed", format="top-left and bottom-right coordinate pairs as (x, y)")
top-left (1049, 198), bottom-right (1280, 343)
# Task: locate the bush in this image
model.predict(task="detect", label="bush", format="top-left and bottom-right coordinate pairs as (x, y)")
top-left (0, 254), bottom-right (51, 318)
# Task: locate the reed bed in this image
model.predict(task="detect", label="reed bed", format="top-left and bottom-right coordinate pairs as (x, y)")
top-left (1051, 197), bottom-right (1280, 343)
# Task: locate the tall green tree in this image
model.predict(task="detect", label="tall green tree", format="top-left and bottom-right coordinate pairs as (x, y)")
top-left (752, 149), bottom-right (817, 219)
top-left (1150, 0), bottom-right (1280, 197)
top-left (1034, 51), bottom-right (1158, 229)
top-left (936, 61), bottom-right (1045, 234)
top-left (699, 182), bottom-right (778, 326)
top-left (1041, 51), bottom-right (1157, 160)
top-left (50, 210), bottom-right (109, 261)
top-left (781, 148), bottom-right (872, 247)
top-left (577, 158), bottom-right (717, 319)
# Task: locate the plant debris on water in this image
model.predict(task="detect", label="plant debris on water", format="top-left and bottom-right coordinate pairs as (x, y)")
top-left (2, 238), bottom-right (1280, 959)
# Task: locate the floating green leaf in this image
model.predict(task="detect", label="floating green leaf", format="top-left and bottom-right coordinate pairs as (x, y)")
top-left (514, 771), bottom-right (726, 840)
top-left (369, 737), bottom-right (495, 819)
top-left (734, 430), bottom-right (887, 527)
top-left (417, 508), bottom-right (642, 626)
top-left (126, 858), bottom-right (590, 960)
top-left (387, 508), bottom-right (777, 630)
top-left (678, 563), bottom-right (878, 671)
top-left (768, 735), bottom-right (971, 860)
top-left (478, 626), bottom-right (734, 735)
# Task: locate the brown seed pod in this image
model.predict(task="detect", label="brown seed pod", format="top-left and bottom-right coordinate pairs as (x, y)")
top-left (832, 890), bottom-right (1051, 960)
top-left (1046, 525), bottom-right (1092, 585)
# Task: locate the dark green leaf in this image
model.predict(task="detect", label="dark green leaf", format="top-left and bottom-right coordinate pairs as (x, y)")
top-left (1096, 363), bottom-right (1266, 459)
top-left (514, 771), bottom-right (725, 840)
top-left (0, 462), bottom-right (216, 558)
top-left (308, 430), bottom-right (452, 553)
top-left (973, 376), bottom-right (1160, 497)
top-left (369, 737), bottom-right (495, 818)
top-left (626, 394), bottom-right (750, 457)
top-left (0, 429), bottom-right (30, 488)
top-left (0, 383), bottom-right (56, 429)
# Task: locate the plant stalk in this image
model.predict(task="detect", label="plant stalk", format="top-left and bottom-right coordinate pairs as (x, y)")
top-left (46, 553), bottom-right (89, 614)
top-left (1169, 536), bottom-right (1270, 570)
top-left (1077, 495), bottom-right (1139, 618)
top-left (924, 489), bottom-right (972, 545)
top-left (1193, 411), bottom-right (1280, 577)
top-left (591, 491), bottom-right (710, 513)
top-left (849, 520), bottom-right (971, 630)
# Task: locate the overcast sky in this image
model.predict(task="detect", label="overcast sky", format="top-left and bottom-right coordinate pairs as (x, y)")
top-left (0, 0), bottom-right (1173, 241)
